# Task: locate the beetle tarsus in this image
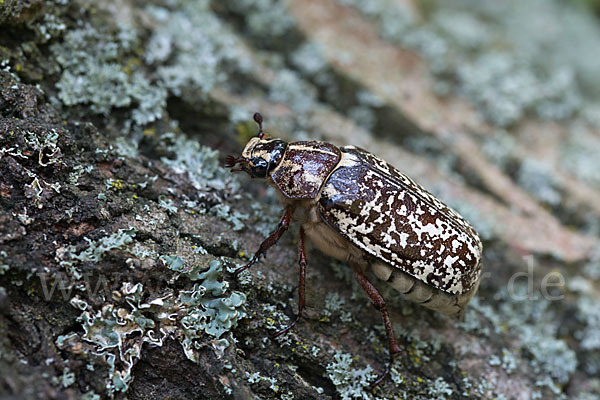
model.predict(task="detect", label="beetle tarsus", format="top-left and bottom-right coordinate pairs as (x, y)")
top-left (370, 353), bottom-right (397, 388)
top-left (233, 206), bottom-right (294, 279)
top-left (233, 261), bottom-right (253, 277)
top-left (273, 314), bottom-right (301, 338)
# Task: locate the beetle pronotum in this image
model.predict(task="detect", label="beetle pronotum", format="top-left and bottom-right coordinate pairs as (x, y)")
top-left (227, 113), bottom-right (483, 385)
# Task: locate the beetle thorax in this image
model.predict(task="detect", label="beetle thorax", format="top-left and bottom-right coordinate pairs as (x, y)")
top-left (241, 138), bottom-right (276, 163)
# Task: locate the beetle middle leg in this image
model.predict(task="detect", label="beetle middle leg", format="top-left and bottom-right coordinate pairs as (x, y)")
top-left (274, 226), bottom-right (307, 338)
top-left (353, 267), bottom-right (401, 386)
top-left (234, 205), bottom-right (295, 276)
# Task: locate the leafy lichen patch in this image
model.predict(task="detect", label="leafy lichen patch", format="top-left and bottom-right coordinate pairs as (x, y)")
top-left (51, 26), bottom-right (166, 125)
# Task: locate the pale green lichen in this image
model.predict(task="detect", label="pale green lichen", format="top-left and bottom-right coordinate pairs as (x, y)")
top-left (222, 0), bottom-right (294, 38)
top-left (269, 69), bottom-right (319, 115)
top-left (22, 129), bottom-right (63, 167)
top-left (427, 377), bottom-right (453, 399)
top-left (322, 292), bottom-right (353, 323)
top-left (163, 258), bottom-right (247, 355)
top-left (158, 195), bottom-right (178, 215)
top-left (24, 175), bottom-right (61, 209)
top-left (68, 164), bottom-right (94, 185)
top-left (62, 259), bottom-right (245, 397)
top-left (51, 26), bottom-right (166, 125)
top-left (81, 391), bottom-right (101, 400)
top-left (245, 371), bottom-right (280, 392)
top-left (517, 159), bottom-right (562, 206)
top-left (576, 296), bottom-right (600, 374)
top-left (489, 348), bottom-right (518, 374)
top-left (35, 12), bottom-right (67, 43)
top-left (459, 285), bottom-right (577, 397)
top-left (560, 127), bottom-right (600, 189)
top-left (160, 132), bottom-right (238, 193)
top-left (67, 228), bottom-right (136, 263)
top-left (493, 285), bottom-right (576, 386)
top-left (0, 250), bottom-right (8, 275)
top-left (291, 42), bottom-right (329, 76)
top-left (325, 351), bottom-right (376, 400)
top-left (212, 204), bottom-right (248, 231)
top-left (340, 0), bottom-right (600, 127)
top-left (144, 1), bottom-right (245, 97)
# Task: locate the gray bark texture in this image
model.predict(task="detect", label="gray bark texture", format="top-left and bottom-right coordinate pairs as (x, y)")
top-left (1, 0), bottom-right (600, 399)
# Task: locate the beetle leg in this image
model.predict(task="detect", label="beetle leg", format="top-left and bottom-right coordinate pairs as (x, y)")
top-left (274, 226), bottom-right (307, 338)
top-left (234, 205), bottom-right (294, 276)
top-left (353, 268), bottom-right (401, 386)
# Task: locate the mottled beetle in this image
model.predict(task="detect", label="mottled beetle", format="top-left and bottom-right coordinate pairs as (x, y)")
top-left (226, 113), bottom-right (483, 384)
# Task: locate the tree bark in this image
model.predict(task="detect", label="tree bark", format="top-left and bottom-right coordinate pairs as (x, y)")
top-left (1, 0), bottom-right (599, 399)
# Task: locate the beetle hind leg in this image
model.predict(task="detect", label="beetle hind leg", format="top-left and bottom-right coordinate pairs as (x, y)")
top-left (274, 226), bottom-right (307, 338)
top-left (353, 267), bottom-right (402, 387)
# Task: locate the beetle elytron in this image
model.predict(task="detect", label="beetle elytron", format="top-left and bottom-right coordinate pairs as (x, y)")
top-left (226, 113), bottom-right (483, 384)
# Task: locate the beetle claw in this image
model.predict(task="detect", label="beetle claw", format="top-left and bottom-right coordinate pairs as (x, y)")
top-left (272, 313), bottom-right (301, 338)
top-left (370, 352), bottom-right (398, 388)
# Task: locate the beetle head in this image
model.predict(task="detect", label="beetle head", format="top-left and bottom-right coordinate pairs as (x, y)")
top-left (225, 113), bottom-right (287, 178)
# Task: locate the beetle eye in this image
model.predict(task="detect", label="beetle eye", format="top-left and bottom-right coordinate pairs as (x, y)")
top-left (250, 158), bottom-right (268, 178)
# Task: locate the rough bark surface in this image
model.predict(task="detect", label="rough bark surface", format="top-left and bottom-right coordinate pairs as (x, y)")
top-left (1, 1), bottom-right (600, 399)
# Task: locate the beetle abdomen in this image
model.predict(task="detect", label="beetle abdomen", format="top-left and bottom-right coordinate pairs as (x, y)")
top-left (371, 262), bottom-right (479, 316)
top-left (317, 147), bottom-right (482, 295)
top-left (271, 141), bottom-right (340, 199)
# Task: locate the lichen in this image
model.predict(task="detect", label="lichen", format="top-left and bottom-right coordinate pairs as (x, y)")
top-left (245, 371), bottom-right (280, 393)
top-left (322, 292), bottom-right (353, 323)
top-left (222, 0), bottom-right (295, 39)
top-left (160, 131), bottom-right (239, 193)
top-left (426, 377), bottom-right (453, 399)
top-left (489, 348), bottom-right (517, 374)
top-left (517, 159), bottom-right (562, 206)
top-left (66, 228), bottom-right (136, 263)
top-left (51, 26), bottom-right (166, 125)
top-left (143, 1), bottom-right (244, 97)
top-left (0, 250), bottom-right (8, 275)
top-left (60, 258), bottom-right (245, 397)
top-left (325, 351), bottom-right (376, 400)
top-left (268, 69), bottom-right (319, 115)
top-left (162, 258), bottom-right (247, 357)
top-left (339, 0), bottom-right (600, 127)
top-left (560, 127), bottom-right (600, 189)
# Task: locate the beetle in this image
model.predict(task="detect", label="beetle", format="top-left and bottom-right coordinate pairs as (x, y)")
top-left (226, 113), bottom-right (483, 385)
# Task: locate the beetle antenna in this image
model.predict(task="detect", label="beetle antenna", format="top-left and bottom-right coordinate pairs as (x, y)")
top-left (225, 155), bottom-right (237, 168)
top-left (253, 112), bottom-right (265, 139)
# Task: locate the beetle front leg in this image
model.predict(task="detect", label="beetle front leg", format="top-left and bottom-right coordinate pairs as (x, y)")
top-left (353, 268), bottom-right (402, 387)
top-left (234, 205), bottom-right (295, 276)
top-left (274, 226), bottom-right (307, 338)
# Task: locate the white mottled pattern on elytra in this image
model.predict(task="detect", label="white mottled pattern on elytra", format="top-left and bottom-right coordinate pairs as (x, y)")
top-left (318, 146), bottom-right (482, 295)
